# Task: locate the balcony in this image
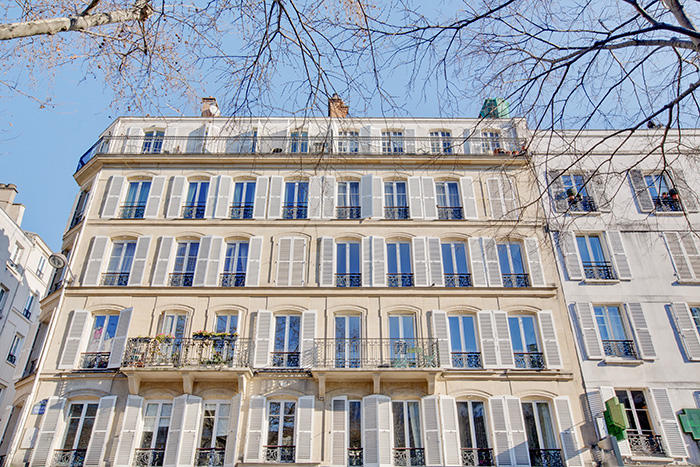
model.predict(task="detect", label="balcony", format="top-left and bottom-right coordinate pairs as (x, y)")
top-left (220, 272), bottom-right (246, 287)
top-left (567, 195), bottom-right (597, 213)
top-left (461, 448), bottom-right (494, 467)
top-left (582, 261), bottom-right (616, 280)
top-left (134, 448), bottom-right (165, 467)
top-left (393, 447), bottom-right (426, 467)
top-left (182, 205), bottom-right (206, 219)
top-left (451, 352), bottom-right (482, 368)
top-left (265, 446), bottom-right (295, 463)
top-left (602, 340), bottom-right (638, 359)
top-left (119, 204), bottom-right (146, 219)
top-left (337, 206), bottom-right (361, 219)
top-left (195, 448), bottom-right (225, 467)
top-left (387, 273), bottom-right (414, 287)
top-left (314, 338), bottom-right (439, 369)
top-left (348, 448), bottom-right (363, 466)
top-left (270, 351), bottom-right (301, 368)
top-left (514, 352), bottom-right (545, 369)
top-left (437, 206), bottom-right (464, 220)
top-left (79, 352), bottom-right (110, 369)
top-left (169, 273), bottom-right (194, 287)
top-left (444, 273), bottom-right (472, 287)
top-left (336, 273), bottom-right (362, 287)
top-left (502, 273), bottom-right (530, 288)
top-left (529, 448), bottom-right (564, 467)
top-left (628, 433), bottom-right (666, 457)
top-left (230, 204), bottom-right (253, 219)
top-left (122, 337), bottom-right (253, 368)
top-left (385, 206), bottom-right (410, 219)
top-left (52, 449), bottom-right (86, 467)
top-left (101, 272), bottom-right (130, 286)
top-left (282, 204), bottom-right (308, 219)
top-left (653, 196), bottom-right (683, 212)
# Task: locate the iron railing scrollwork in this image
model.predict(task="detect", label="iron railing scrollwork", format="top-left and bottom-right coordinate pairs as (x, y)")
top-left (169, 273), bottom-right (194, 287)
top-left (336, 273), bottom-right (362, 287)
top-left (52, 449), bottom-right (87, 467)
top-left (529, 448), bottom-right (565, 467)
top-left (101, 272), bottom-right (130, 286)
top-left (230, 204), bottom-right (254, 219)
top-left (568, 196), bottom-right (597, 212)
top-left (437, 206), bottom-right (464, 220)
top-left (119, 204), bottom-right (146, 219)
top-left (387, 273), bottom-right (414, 287)
top-left (134, 448), bottom-right (165, 467)
top-left (393, 447), bottom-right (426, 466)
top-left (451, 352), bottom-right (482, 368)
top-left (282, 204), bottom-right (308, 219)
top-left (602, 340), bottom-right (638, 358)
top-left (270, 351), bottom-right (300, 368)
top-left (337, 206), bottom-right (361, 219)
top-left (264, 446), bottom-right (295, 463)
top-left (460, 448), bottom-right (494, 467)
top-left (514, 352), bottom-right (545, 369)
top-left (348, 448), bottom-right (363, 466)
top-left (314, 338), bottom-right (439, 369)
top-left (79, 352), bottom-right (111, 369)
top-left (653, 196), bottom-right (683, 212)
top-left (220, 272), bottom-right (246, 287)
top-left (502, 274), bottom-right (530, 288)
top-left (384, 206), bottom-right (410, 219)
top-left (182, 205), bottom-right (206, 219)
top-left (628, 433), bottom-right (666, 456)
top-left (122, 337), bottom-right (253, 368)
top-left (444, 273), bottom-right (472, 287)
top-left (582, 262), bottom-right (616, 280)
top-left (195, 448), bottom-right (226, 467)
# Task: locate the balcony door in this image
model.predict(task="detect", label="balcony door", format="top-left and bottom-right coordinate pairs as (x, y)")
top-left (456, 401), bottom-right (491, 466)
top-left (58, 402), bottom-right (99, 466)
top-left (123, 181), bottom-right (151, 218)
top-left (222, 242), bottom-right (248, 287)
top-left (266, 401), bottom-right (296, 462)
top-left (448, 316), bottom-right (479, 368)
top-left (335, 316), bottom-right (361, 368)
top-left (273, 315), bottom-right (301, 367)
top-left (105, 242), bottom-right (136, 286)
top-left (336, 242), bottom-right (361, 287)
top-left (442, 243), bottom-right (470, 287)
top-left (392, 401), bottom-right (424, 466)
top-left (508, 316), bottom-right (542, 369)
top-left (521, 401), bottom-right (559, 465)
top-left (184, 181), bottom-right (209, 218)
top-left (387, 242), bottom-right (413, 287)
top-left (389, 315), bottom-right (415, 366)
top-left (497, 242), bottom-right (526, 287)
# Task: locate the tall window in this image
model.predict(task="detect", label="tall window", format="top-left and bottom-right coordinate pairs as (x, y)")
top-left (382, 130), bottom-right (404, 154)
top-left (70, 190), bottom-right (89, 229)
top-left (266, 401), bottom-right (296, 463)
top-left (442, 243), bottom-right (471, 287)
top-left (136, 402), bottom-right (172, 466)
top-left (162, 314), bottom-right (187, 338)
top-left (392, 401), bottom-right (424, 467)
top-left (387, 242), bottom-right (413, 287)
top-left (561, 174), bottom-right (596, 212)
top-left (121, 181), bottom-right (151, 219)
top-left (497, 242), bottom-right (528, 287)
top-left (430, 131), bottom-right (452, 154)
top-left (336, 242), bottom-right (361, 287)
top-left (337, 181), bottom-right (360, 219)
top-left (290, 131), bottom-right (309, 153)
top-left (645, 173), bottom-right (682, 212)
top-left (594, 305), bottom-right (636, 358)
top-left (457, 401), bottom-right (492, 466)
top-left (576, 234), bottom-right (615, 280)
top-left (170, 242), bottom-right (199, 287)
top-left (335, 316), bottom-right (361, 368)
top-left (7, 334), bottom-right (22, 364)
top-left (449, 316), bottom-right (479, 368)
top-left (196, 402), bottom-right (231, 467)
top-left (37, 256), bottom-right (46, 279)
top-left (216, 315), bottom-right (238, 335)
top-left (273, 315), bottom-right (301, 367)
top-left (23, 292), bottom-right (36, 319)
top-left (615, 390), bottom-right (665, 456)
top-left (508, 316), bottom-right (543, 369)
top-left (0, 285), bottom-right (7, 312)
top-left (283, 182), bottom-right (309, 219)
top-left (338, 131), bottom-right (359, 153)
top-left (9, 243), bottom-right (23, 267)
top-left (103, 241), bottom-right (136, 286)
top-left (389, 315), bottom-right (416, 366)
top-left (481, 131), bottom-right (501, 153)
top-left (348, 400), bottom-right (363, 464)
top-left (436, 181), bottom-right (463, 219)
top-left (221, 242), bottom-right (248, 287)
top-left (385, 181), bottom-right (409, 219)
top-left (142, 130), bottom-right (165, 154)
top-left (183, 181), bottom-right (209, 219)
top-left (231, 181), bottom-right (256, 219)
top-left (521, 401), bottom-right (560, 465)
top-left (57, 403), bottom-right (99, 466)
top-left (82, 315), bottom-right (120, 369)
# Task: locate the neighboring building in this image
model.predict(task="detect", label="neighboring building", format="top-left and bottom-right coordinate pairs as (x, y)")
top-left (532, 130), bottom-right (700, 466)
top-left (3, 100), bottom-right (592, 467)
top-left (0, 184), bottom-right (53, 466)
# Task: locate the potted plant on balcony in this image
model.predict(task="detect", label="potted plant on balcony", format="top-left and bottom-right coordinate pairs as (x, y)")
top-left (669, 188), bottom-right (680, 200)
top-left (193, 330), bottom-right (212, 340)
top-left (154, 333), bottom-right (174, 343)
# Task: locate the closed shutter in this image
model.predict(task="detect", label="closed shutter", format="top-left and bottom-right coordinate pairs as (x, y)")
top-left (308, 176), bottom-right (323, 219)
top-left (214, 175), bottom-right (233, 219)
top-left (14, 322), bottom-right (39, 379)
top-left (505, 396), bottom-right (530, 467)
top-left (649, 388), bottom-right (688, 458)
top-left (489, 397), bottom-right (513, 467)
top-left (664, 232), bottom-right (694, 281)
top-left (460, 177), bottom-right (479, 220)
top-left (538, 310), bottom-right (562, 369)
top-left (58, 309), bottom-right (89, 369)
top-left (205, 124), bottom-right (222, 153)
top-left (244, 396), bottom-right (266, 462)
top-left (438, 396), bottom-right (460, 466)
top-left (253, 176), bottom-right (269, 219)
top-left (177, 395), bottom-right (203, 466)
top-left (291, 237), bottom-right (307, 286)
top-left (223, 394), bottom-right (242, 467)
top-left (468, 238), bottom-right (488, 287)
top-left (185, 125), bottom-right (206, 153)
top-left (553, 396), bottom-right (583, 467)
top-left (572, 303), bottom-right (604, 360)
top-left (487, 178), bottom-right (505, 219)
top-left (246, 236), bottom-right (263, 287)
top-left (422, 177), bottom-right (437, 220)
top-left (107, 307), bottom-right (133, 369)
top-left (482, 237), bottom-right (502, 287)
top-left (267, 176), bottom-right (284, 219)
top-left (152, 236), bottom-right (174, 286)
top-left (295, 396), bottom-right (315, 462)
top-left (421, 396), bottom-right (443, 466)
top-left (493, 311), bottom-right (514, 368)
top-left (477, 311), bottom-right (499, 368)
top-left (114, 395), bottom-right (144, 467)
top-left (101, 175), bottom-right (126, 218)
top-left (625, 303), bottom-right (656, 360)
top-left (408, 177), bottom-right (423, 219)
top-left (276, 238), bottom-right (292, 286)
top-left (362, 237), bottom-right (372, 287)
top-left (300, 310), bottom-right (317, 367)
top-left (605, 231), bottom-right (632, 280)
top-left (254, 310), bottom-right (273, 367)
top-left (29, 397), bottom-right (65, 467)
top-left (83, 236), bottom-right (108, 286)
top-left (427, 237), bottom-right (444, 287)
top-left (163, 395), bottom-right (187, 467)
top-left (166, 176), bottom-right (187, 218)
top-left (430, 310), bottom-right (451, 368)
top-left (670, 302), bottom-right (700, 360)
top-left (372, 237), bottom-right (386, 287)
top-left (331, 397), bottom-right (348, 467)
top-left (524, 237), bottom-right (546, 286)
top-left (412, 237), bottom-right (429, 286)
top-left (547, 170), bottom-right (568, 212)
top-left (128, 235), bottom-right (152, 286)
top-left (144, 176), bottom-right (166, 219)
top-left (559, 232), bottom-right (583, 281)
top-left (362, 395), bottom-right (392, 467)
top-left (628, 170), bottom-right (654, 212)
top-left (671, 168), bottom-right (699, 212)
top-left (84, 396), bottom-right (118, 466)
top-left (321, 175), bottom-right (336, 219)
top-left (193, 236), bottom-right (212, 287)
top-left (319, 237), bottom-right (336, 287)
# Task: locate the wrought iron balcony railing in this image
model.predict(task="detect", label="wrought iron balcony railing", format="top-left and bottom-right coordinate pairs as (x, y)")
top-left (22, 308), bottom-right (31, 319)
top-left (47, 279), bottom-right (63, 296)
top-left (451, 352), bottom-right (482, 368)
top-left (121, 337), bottom-right (253, 368)
top-left (444, 273), bottom-right (472, 287)
top-left (602, 340), bottom-right (638, 358)
top-left (282, 204), bottom-right (308, 219)
top-left (230, 204), bottom-right (254, 219)
top-left (460, 448), bottom-right (494, 467)
top-left (387, 273), bottom-right (414, 287)
top-left (6, 354), bottom-right (16, 364)
top-left (566, 195), bottom-right (597, 212)
top-left (582, 261), bottom-right (616, 280)
top-left (134, 448), bottom-right (165, 467)
top-left (270, 351), bottom-right (301, 368)
top-left (195, 448), bottom-right (225, 467)
top-left (514, 352), bottom-right (545, 369)
top-left (337, 206), bottom-right (361, 219)
top-left (502, 273), bottom-right (530, 288)
top-left (348, 448), bottom-right (363, 466)
top-left (22, 359), bottom-right (37, 379)
top-left (265, 445), bottom-right (295, 463)
top-left (336, 273), bottom-right (362, 287)
top-left (79, 352), bottom-right (111, 369)
top-left (393, 447), bottom-right (426, 467)
top-left (628, 433), bottom-right (666, 457)
top-left (182, 205), bottom-right (206, 219)
top-left (529, 448), bottom-right (565, 467)
top-left (52, 449), bottom-right (87, 467)
top-left (119, 204), bottom-right (146, 219)
top-left (220, 272), bottom-right (246, 287)
top-left (101, 272), bottom-right (130, 286)
top-left (314, 338), bottom-right (439, 369)
top-left (437, 206), bottom-right (464, 220)
top-left (653, 196), bottom-right (683, 212)
top-left (69, 212), bottom-right (84, 229)
top-left (169, 273), bottom-right (194, 287)
top-left (385, 206), bottom-right (410, 219)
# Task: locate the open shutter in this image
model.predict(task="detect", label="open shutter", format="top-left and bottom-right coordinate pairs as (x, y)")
top-left (254, 310), bottom-right (273, 367)
top-left (360, 174), bottom-right (374, 218)
top-left (559, 232), bottom-right (583, 281)
top-left (504, 396), bottom-right (530, 467)
top-left (166, 176), bottom-right (187, 218)
top-left (589, 172), bottom-right (612, 212)
top-left (649, 388), bottom-right (688, 458)
top-left (664, 232), bottom-right (694, 281)
top-left (359, 125), bottom-right (372, 153)
top-left (605, 231), bottom-right (631, 280)
top-left (671, 302), bottom-right (700, 360)
top-left (161, 126), bottom-right (179, 153)
top-left (404, 128), bottom-right (416, 153)
top-left (361, 237), bottom-right (372, 287)
top-left (29, 397), bottom-right (65, 467)
top-left (672, 168), bottom-right (699, 212)
top-left (680, 234), bottom-right (700, 279)
top-left (144, 176), bottom-right (166, 219)
top-left (408, 177), bottom-right (424, 219)
top-left (422, 177), bottom-right (437, 220)
top-left (547, 170), bottom-right (568, 212)
top-left (84, 396), bottom-right (118, 467)
top-left (372, 236), bottom-right (386, 287)
top-left (537, 310), bottom-right (562, 369)
top-left (478, 311), bottom-right (499, 368)
top-left (128, 235), bottom-right (152, 286)
top-left (206, 237), bottom-right (223, 287)
top-left (83, 236), bottom-right (108, 286)
top-left (482, 237), bottom-right (502, 287)
top-left (244, 396), bottom-right (266, 462)
top-left (421, 396), bottom-right (443, 466)
top-left (572, 302), bottom-right (604, 360)
top-left (114, 395), bottom-right (144, 467)
top-left (524, 237), bottom-right (546, 286)
top-left (185, 125), bottom-right (205, 153)
top-left (493, 311), bottom-right (515, 368)
top-left (321, 175), bottom-right (336, 219)
top-left (502, 178), bottom-right (518, 220)
top-left (193, 236), bottom-right (213, 287)
top-left (223, 394), bottom-right (242, 467)
top-left (205, 176), bottom-right (218, 218)
top-left (431, 310), bottom-right (451, 368)
top-left (489, 397), bottom-right (513, 467)
top-left (101, 175), bottom-right (125, 218)
top-left (300, 310), bottom-right (317, 368)
top-left (14, 321), bottom-right (39, 379)
top-left (58, 309), bottom-right (89, 369)
top-left (276, 238), bottom-right (292, 286)
top-left (163, 395), bottom-right (187, 467)
top-left (363, 395), bottom-right (392, 467)
top-left (331, 397), bottom-right (348, 467)
top-left (487, 178), bottom-right (505, 219)
top-left (372, 176), bottom-right (384, 219)
top-left (65, 191), bottom-right (83, 232)
top-left (246, 236), bottom-right (263, 287)
top-left (468, 238), bottom-right (488, 287)
top-left (553, 397), bottom-right (583, 467)
top-left (267, 176), bottom-right (284, 219)
top-left (295, 396), bottom-right (315, 462)
top-left (214, 175), bottom-right (233, 219)
top-left (308, 176), bottom-right (323, 219)
top-left (291, 237), bottom-right (307, 286)
top-left (253, 176), bottom-right (269, 219)
top-left (460, 177), bottom-right (479, 219)
top-left (427, 237), bottom-right (444, 287)
top-left (319, 237), bottom-right (336, 287)
top-left (412, 237), bottom-right (429, 286)
top-left (629, 170), bottom-right (653, 212)
top-left (625, 303), bottom-right (656, 359)
top-left (439, 396), bottom-right (460, 466)
top-left (152, 236), bottom-right (174, 286)
top-left (177, 396), bottom-right (203, 466)
top-left (123, 126), bottom-right (144, 153)
top-left (107, 307), bottom-right (133, 368)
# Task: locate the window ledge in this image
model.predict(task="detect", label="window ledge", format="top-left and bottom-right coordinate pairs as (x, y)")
top-left (582, 279), bottom-right (620, 284)
top-left (603, 357), bottom-right (643, 366)
top-left (675, 280), bottom-right (700, 285)
top-left (568, 210), bottom-right (601, 216)
top-left (625, 455), bottom-right (675, 464)
top-left (653, 210), bottom-right (685, 216)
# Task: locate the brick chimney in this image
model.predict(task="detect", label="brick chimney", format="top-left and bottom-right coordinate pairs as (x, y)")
top-left (0, 183), bottom-right (25, 226)
top-left (201, 97), bottom-right (221, 117)
top-left (328, 93), bottom-right (349, 118)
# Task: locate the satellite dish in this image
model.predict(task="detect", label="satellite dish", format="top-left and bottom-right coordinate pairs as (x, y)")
top-left (48, 253), bottom-right (68, 269)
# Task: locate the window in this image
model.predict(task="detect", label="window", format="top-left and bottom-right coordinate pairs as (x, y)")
top-left (136, 402), bottom-right (172, 467)
top-left (382, 130), bottom-right (404, 154)
top-left (497, 242), bottom-right (529, 287)
top-left (615, 389), bottom-right (665, 456)
top-left (162, 314), bottom-right (187, 338)
top-left (561, 174), bottom-right (596, 212)
top-left (690, 306), bottom-right (700, 335)
top-left (182, 181), bottom-right (209, 219)
top-left (337, 181), bottom-right (360, 219)
top-left (645, 174), bottom-right (682, 212)
top-left (290, 131), bottom-right (309, 153)
top-left (216, 315), bottom-right (238, 335)
top-left (37, 256), bottom-right (46, 279)
top-left (348, 400), bottom-right (363, 464)
top-left (231, 181), bottom-right (256, 219)
top-left (457, 401), bottom-right (492, 466)
top-left (336, 242), bottom-right (361, 287)
top-left (9, 243), bottom-right (23, 268)
top-left (142, 130), bottom-right (165, 154)
top-left (283, 182), bottom-right (309, 219)
top-left (170, 242), bottom-right (199, 287)
top-left (430, 131), bottom-right (452, 154)
top-left (196, 402), bottom-right (231, 467)
top-left (0, 285), bottom-right (7, 312)
top-left (22, 292), bottom-right (36, 319)
top-left (442, 243), bottom-right (471, 287)
top-left (335, 316), bottom-right (361, 368)
top-left (57, 402), bottom-right (99, 467)
top-left (81, 315), bottom-right (119, 369)
top-left (508, 316), bottom-right (543, 369)
top-left (481, 131), bottom-right (502, 153)
top-left (594, 305), bottom-right (637, 359)
top-left (449, 316), bottom-right (480, 368)
top-left (576, 234), bottom-right (615, 280)
top-left (221, 242), bottom-right (248, 287)
top-left (121, 181), bottom-right (151, 219)
top-left (384, 181), bottom-right (409, 219)
top-left (435, 181), bottom-right (463, 219)
top-left (103, 241), bottom-right (136, 286)
top-left (272, 315), bottom-right (301, 367)
top-left (387, 242), bottom-right (413, 287)
top-left (392, 401), bottom-right (425, 467)
top-left (389, 315), bottom-right (416, 366)
top-left (7, 334), bottom-right (22, 364)
top-left (70, 190), bottom-right (89, 229)
top-left (266, 400), bottom-right (296, 463)
top-left (521, 401), bottom-right (561, 465)
top-left (338, 131), bottom-right (359, 153)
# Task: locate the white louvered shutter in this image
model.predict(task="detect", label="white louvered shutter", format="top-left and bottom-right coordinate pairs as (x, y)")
top-left (107, 307), bottom-right (133, 369)
top-left (372, 237), bottom-right (386, 287)
top-left (670, 302), bottom-right (700, 360)
top-left (547, 170), bottom-right (568, 213)
top-left (431, 310), bottom-right (451, 368)
top-left (487, 178), bottom-right (504, 219)
top-left (161, 126), bottom-right (179, 153)
top-left (164, 395), bottom-right (187, 467)
top-left (308, 176), bottom-right (323, 219)
top-left (58, 309), bottom-right (89, 369)
top-left (322, 176), bottom-right (336, 219)
top-left (331, 397), bottom-right (348, 467)
top-left (572, 302), bottom-right (604, 360)
top-left (505, 396), bottom-right (530, 467)
top-left (83, 236), bottom-right (108, 286)
top-left (300, 310), bottom-right (317, 367)
top-left (223, 394), bottom-right (242, 467)
top-left (649, 388), bottom-right (689, 458)
top-left (559, 232), bottom-right (583, 281)
top-left (372, 176), bottom-right (384, 219)
top-left (0, 406), bottom-right (13, 452)
top-left (205, 237), bottom-right (223, 286)
top-left (625, 303), bottom-right (656, 359)
top-left (14, 321), bottom-right (39, 379)
top-left (482, 237), bottom-right (502, 287)
top-left (84, 396), bottom-right (118, 467)
top-left (628, 170), bottom-right (654, 212)
top-left (421, 396), bottom-right (443, 466)
top-left (664, 232), bottom-right (694, 281)
top-left (489, 397), bottom-right (513, 467)
top-left (537, 310), bottom-right (562, 369)
top-left (477, 311), bottom-right (499, 368)
top-left (101, 175), bottom-right (125, 218)
top-left (524, 237), bottom-right (546, 286)
top-left (404, 128), bottom-right (416, 153)
top-left (412, 237), bottom-right (429, 286)
top-left (553, 396), bottom-right (583, 467)
top-left (422, 177), bottom-right (437, 220)
top-left (291, 237), bottom-right (307, 286)
top-left (319, 237), bottom-right (336, 287)
top-left (152, 236), bottom-right (174, 286)
top-left (408, 177), bottom-right (424, 219)
top-left (439, 396), bottom-right (461, 466)
top-left (493, 311), bottom-right (515, 368)
top-left (359, 126), bottom-right (372, 153)
top-left (128, 235), bottom-right (152, 286)
top-left (254, 310), bottom-right (273, 367)
top-left (426, 237), bottom-right (444, 287)
top-left (460, 177), bottom-right (479, 220)
top-left (205, 176), bottom-right (219, 218)
top-left (671, 168), bottom-right (699, 212)
top-left (253, 176), bottom-right (269, 219)
top-left (363, 395), bottom-right (392, 467)
top-left (246, 236), bottom-right (263, 287)
top-left (680, 234), bottom-right (700, 279)
top-left (193, 236), bottom-right (213, 287)
top-left (296, 396), bottom-right (315, 462)
top-left (124, 126), bottom-right (144, 153)
top-left (276, 238), bottom-right (293, 286)
top-left (29, 397), bottom-right (65, 467)
top-left (362, 237), bottom-right (372, 287)
top-left (360, 174), bottom-right (375, 219)
top-left (469, 237), bottom-right (488, 287)
top-left (267, 176), bottom-right (284, 219)
top-left (502, 178), bottom-right (518, 220)
top-left (605, 231), bottom-right (632, 280)
top-left (214, 175), bottom-right (233, 219)
top-left (144, 176), bottom-right (166, 219)
top-left (177, 396), bottom-right (203, 467)
top-left (166, 176), bottom-right (187, 218)
top-left (114, 395), bottom-right (144, 467)
top-left (244, 396), bottom-right (266, 462)
top-left (185, 125), bottom-right (205, 153)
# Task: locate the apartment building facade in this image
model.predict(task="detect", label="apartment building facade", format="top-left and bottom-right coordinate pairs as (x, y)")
top-left (5, 108), bottom-right (591, 467)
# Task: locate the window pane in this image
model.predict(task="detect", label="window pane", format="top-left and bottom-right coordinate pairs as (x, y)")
top-left (536, 403), bottom-right (557, 449)
top-left (449, 317), bottom-right (462, 352)
top-left (576, 236), bottom-right (591, 263)
top-left (462, 317), bottom-right (478, 352)
top-left (349, 243), bottom-right (361, 273)
top-left (607, 306), bottom-right (627, 340)
top-left (457, 402), bottom-right (473, 448)
top-left (588, 236), bottom-right (606, 264)
top-left (349, 183), bottom-right (360, 205)
top-left (399, 243), bottom-right (412, 273)
top-left (509, 317), bottom-right (523, 352)
top-left (396, 183), bottom-right (407, 207)
top-left (472, 402), bottom-right (489, 449)
top-left (392, 402), bottom-right (406, 448)
top-left (521, 317), bottom-right (539, 352)
top-left (337, 183), bottom-right (347, 207)
top-left (497, 244), bottom-right (511, 274)
top-left (285, 183), bottom-right (296, 205)
top-left (88, 316), bottom-right (106, 352)
top-left (406, 402), bottom-right (422, 448)
top-left (594, 307), bottom-right (611, 341)
top-left (387, 244), bottom-right (398, 274)
top-left (441, 244), bottom-right (454, 274)
top-left (337, 243), bottom-right (347, 274)
top-left (521, 403), bottom-right (540, 450)
top-left (510, 243), bottom-right (524, 274)
top-left (288, 316), bottom-right (301, 351)
top-left (62, 417), bottom-right (81, 449)
top-left (349, 401), bottom-right (362, 448)
top-left (454, 243), bottom-right (469, 274)
top-left (448, 183), bottom-right (460, 207)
